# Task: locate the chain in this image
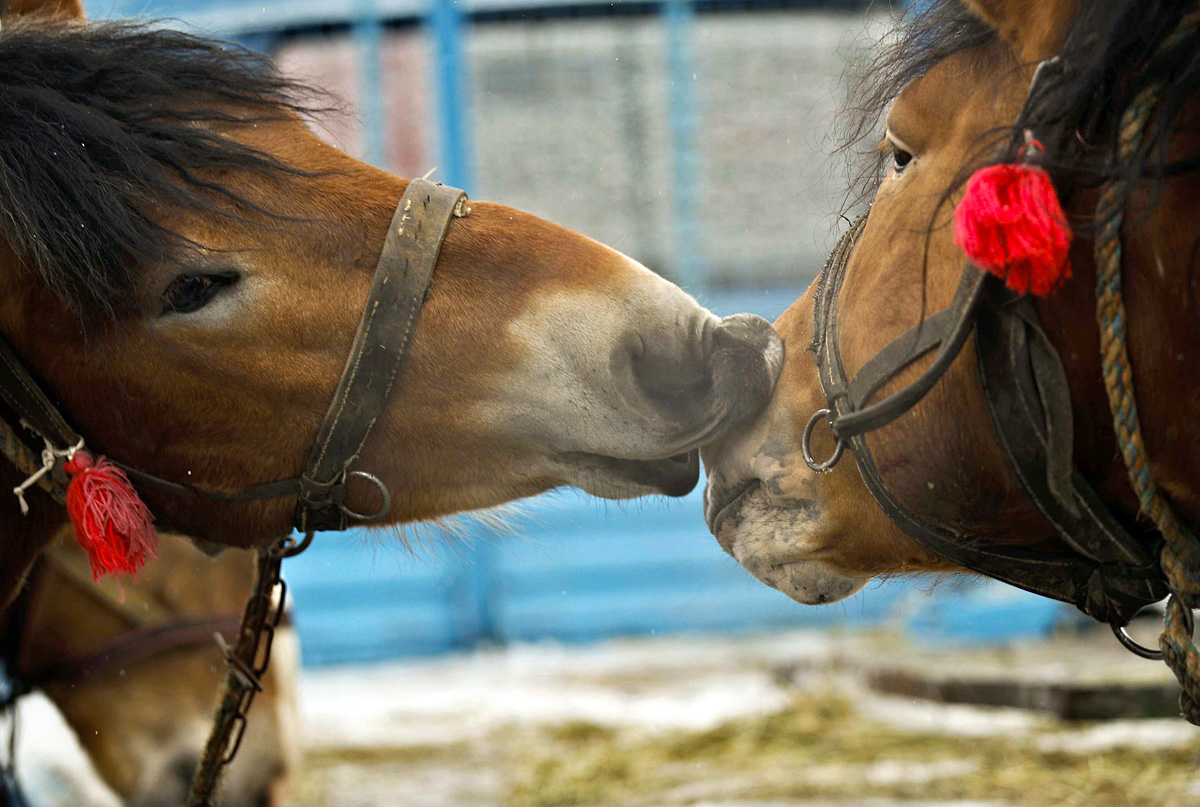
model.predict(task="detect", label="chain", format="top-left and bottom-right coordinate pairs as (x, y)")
top-left (186, 530), bottom-right (313, 807)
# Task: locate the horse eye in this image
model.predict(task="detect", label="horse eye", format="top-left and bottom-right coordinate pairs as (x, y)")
top-left (161, 271), bottom-right (239, 315)
top-left (892, 147), bottom-right (914, 173)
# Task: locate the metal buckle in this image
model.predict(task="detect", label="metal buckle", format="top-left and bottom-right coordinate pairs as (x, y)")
top-left (337, 470), bottom-right (391, 523)
top-left (1112, 597), bottom-right (1195, 661)
top-left (802, 408), bottom-right (845, 473)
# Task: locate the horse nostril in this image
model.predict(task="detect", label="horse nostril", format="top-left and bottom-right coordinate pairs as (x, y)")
top-left (706, 313), bottom-right (784, 427)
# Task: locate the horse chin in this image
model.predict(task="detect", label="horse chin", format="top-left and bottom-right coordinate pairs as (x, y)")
top-left (558, 450), bottom-right (700, 499)
top-left (711, 488), bottom-right (868, 606)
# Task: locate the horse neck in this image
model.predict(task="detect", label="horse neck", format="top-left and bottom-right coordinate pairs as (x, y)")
top-left (1038, 184), bottom-right (1200, 533)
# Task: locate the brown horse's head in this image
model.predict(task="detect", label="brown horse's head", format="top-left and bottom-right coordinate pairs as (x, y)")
top-left (0, 0), bottom-right (783, 600)
top-left (13, 532), bottom-right (298, 807)
top-left (703, 0), bottom-right (1200, 605)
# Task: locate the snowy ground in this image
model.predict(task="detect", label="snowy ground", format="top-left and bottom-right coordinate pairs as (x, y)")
top-left (15, 627), bottom-right (1200, 807)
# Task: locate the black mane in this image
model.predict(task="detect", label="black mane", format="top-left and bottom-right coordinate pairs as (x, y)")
top-left (0, 20), bottom-right (323, 317)
top-left (839, 1), bottom-right (1200, 212)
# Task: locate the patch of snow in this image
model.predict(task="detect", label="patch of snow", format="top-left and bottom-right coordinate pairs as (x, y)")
top-left (6, 694), bottom-right (122, 807)
top-left (301, 640), bottom-right (794, 749)
top-left (1035, 719), bottom-right (1197, 753)
top-left (863, 758), bottom-right (979, 786)
top-left (856, 691), bottom-right (1043, 738)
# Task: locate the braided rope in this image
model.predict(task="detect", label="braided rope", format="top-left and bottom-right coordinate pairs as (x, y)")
top-left (1094, 8), bottom-right (1200, 724)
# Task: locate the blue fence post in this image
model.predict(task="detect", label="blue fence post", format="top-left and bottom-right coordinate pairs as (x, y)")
top-left (354, 0), bottom-right (388, 168)
top-left (664, 0), bottom-right (704, 292)
top-left (430, 0), bottom-right (474, 192)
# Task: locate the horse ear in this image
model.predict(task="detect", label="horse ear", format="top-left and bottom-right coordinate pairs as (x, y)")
top-left (961, 0), bottom-right (1076, 63)
top-left (2, 0), bottom-right (86, 21)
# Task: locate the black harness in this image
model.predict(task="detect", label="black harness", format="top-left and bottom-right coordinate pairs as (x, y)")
top-left (805, 215), bottom-right (1167, 627)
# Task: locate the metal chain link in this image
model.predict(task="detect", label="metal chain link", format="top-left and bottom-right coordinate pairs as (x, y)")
top-left (187, 530), bottom-right (313, 807)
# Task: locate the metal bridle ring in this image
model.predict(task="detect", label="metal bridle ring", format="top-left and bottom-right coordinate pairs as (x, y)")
top-left (802, 408), bottom-right (845, 474)
top-left (337, 470), bottom-right (391, 523)
top-left (1111, 597), bottom-right (1196, 661)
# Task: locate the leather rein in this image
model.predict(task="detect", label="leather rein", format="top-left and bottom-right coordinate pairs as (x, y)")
top-left (0, 177), bottom-right (469, 806)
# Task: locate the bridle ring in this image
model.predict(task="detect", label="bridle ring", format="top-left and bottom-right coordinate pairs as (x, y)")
top-left (337, 470), bottom-right (392, 523)
top-left (802, 408), bottom-right (845, 474)
top-left (1111, 597), bottom-right (1196, 661)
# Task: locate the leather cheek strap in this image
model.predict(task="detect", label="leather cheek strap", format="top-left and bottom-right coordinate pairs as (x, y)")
top-left (296, 178), bottom-right (469, 532)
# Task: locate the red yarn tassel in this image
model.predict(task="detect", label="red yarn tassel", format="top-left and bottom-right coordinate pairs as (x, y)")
top-left (65, 451), bottom-right (158, 581)
top-left (953, 140), bottom-right (1072, 297)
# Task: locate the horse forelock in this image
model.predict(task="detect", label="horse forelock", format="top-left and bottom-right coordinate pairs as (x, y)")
top-left (837, 1), bottom-right (996, 211)
top-left (0, 19), bottom-right (330, 322)
top-left (844, 1), bottom-right (1200, 221)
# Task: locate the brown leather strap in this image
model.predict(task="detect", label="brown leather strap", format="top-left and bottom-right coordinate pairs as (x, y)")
top-left (0, 337), bottom-right (79, 455)
top-left (297, 178), bottom-right (468, 532)
top-left (20, 614), bottom-right (246, 688)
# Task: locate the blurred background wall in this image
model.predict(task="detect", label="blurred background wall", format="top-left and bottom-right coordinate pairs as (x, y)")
top-left (89, 0), bottom-right (872, 290)
top-left (81, 0), bottom-right (1070, 666)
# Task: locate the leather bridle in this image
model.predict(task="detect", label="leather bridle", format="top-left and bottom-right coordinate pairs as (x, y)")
top-left (1, 548), bottom-right (271, 700)
top-left (804, 215), bottom-right (1167, 627)
top-left (0, 177), bottom-right (468, 806)
top-left (802, 4), bottom-right (1200, 722)
top-left (0, 177), bottom-right (468, 534)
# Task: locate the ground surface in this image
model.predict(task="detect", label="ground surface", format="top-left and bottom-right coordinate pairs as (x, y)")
top-left (287, 627), bottom-right (1200, 807)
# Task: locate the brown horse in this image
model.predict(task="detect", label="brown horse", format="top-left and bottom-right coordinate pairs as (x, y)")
top-left (704, 0), bottom-right (1199, 616)
top-left (0, 0), bottom-right (783, 606)
top-left (5, 530), bottom-right (298, 807)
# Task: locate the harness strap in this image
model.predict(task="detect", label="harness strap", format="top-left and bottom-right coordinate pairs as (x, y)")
top-left (19, 614), bottom-right (246, 689)
top-left (976, 288), bottom-right (1159, 569)
top-left (831, 266), bottom-right (987, 439)
top-left (0, 335), bottom-right (76, 455)
top-left (809, 212), bottom-right (1167, 625)
top-left (297, 178), bottom-right (468, 532)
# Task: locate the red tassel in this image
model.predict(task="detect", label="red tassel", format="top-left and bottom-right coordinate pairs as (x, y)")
top-left (64, 451), bottom-right (158, 581)
top-left (953, 142), bottom-right (1072, 297)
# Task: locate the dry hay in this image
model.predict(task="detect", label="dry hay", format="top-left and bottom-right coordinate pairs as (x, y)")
top-left (506, 693), bottom-right (1200, 807)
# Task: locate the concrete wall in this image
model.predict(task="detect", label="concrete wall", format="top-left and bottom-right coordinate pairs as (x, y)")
top-left (275, 9), bottom-right (874, 288)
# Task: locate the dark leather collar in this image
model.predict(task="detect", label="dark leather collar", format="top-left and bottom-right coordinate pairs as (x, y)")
top-left (0, 178), bottom-right (468, 536)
